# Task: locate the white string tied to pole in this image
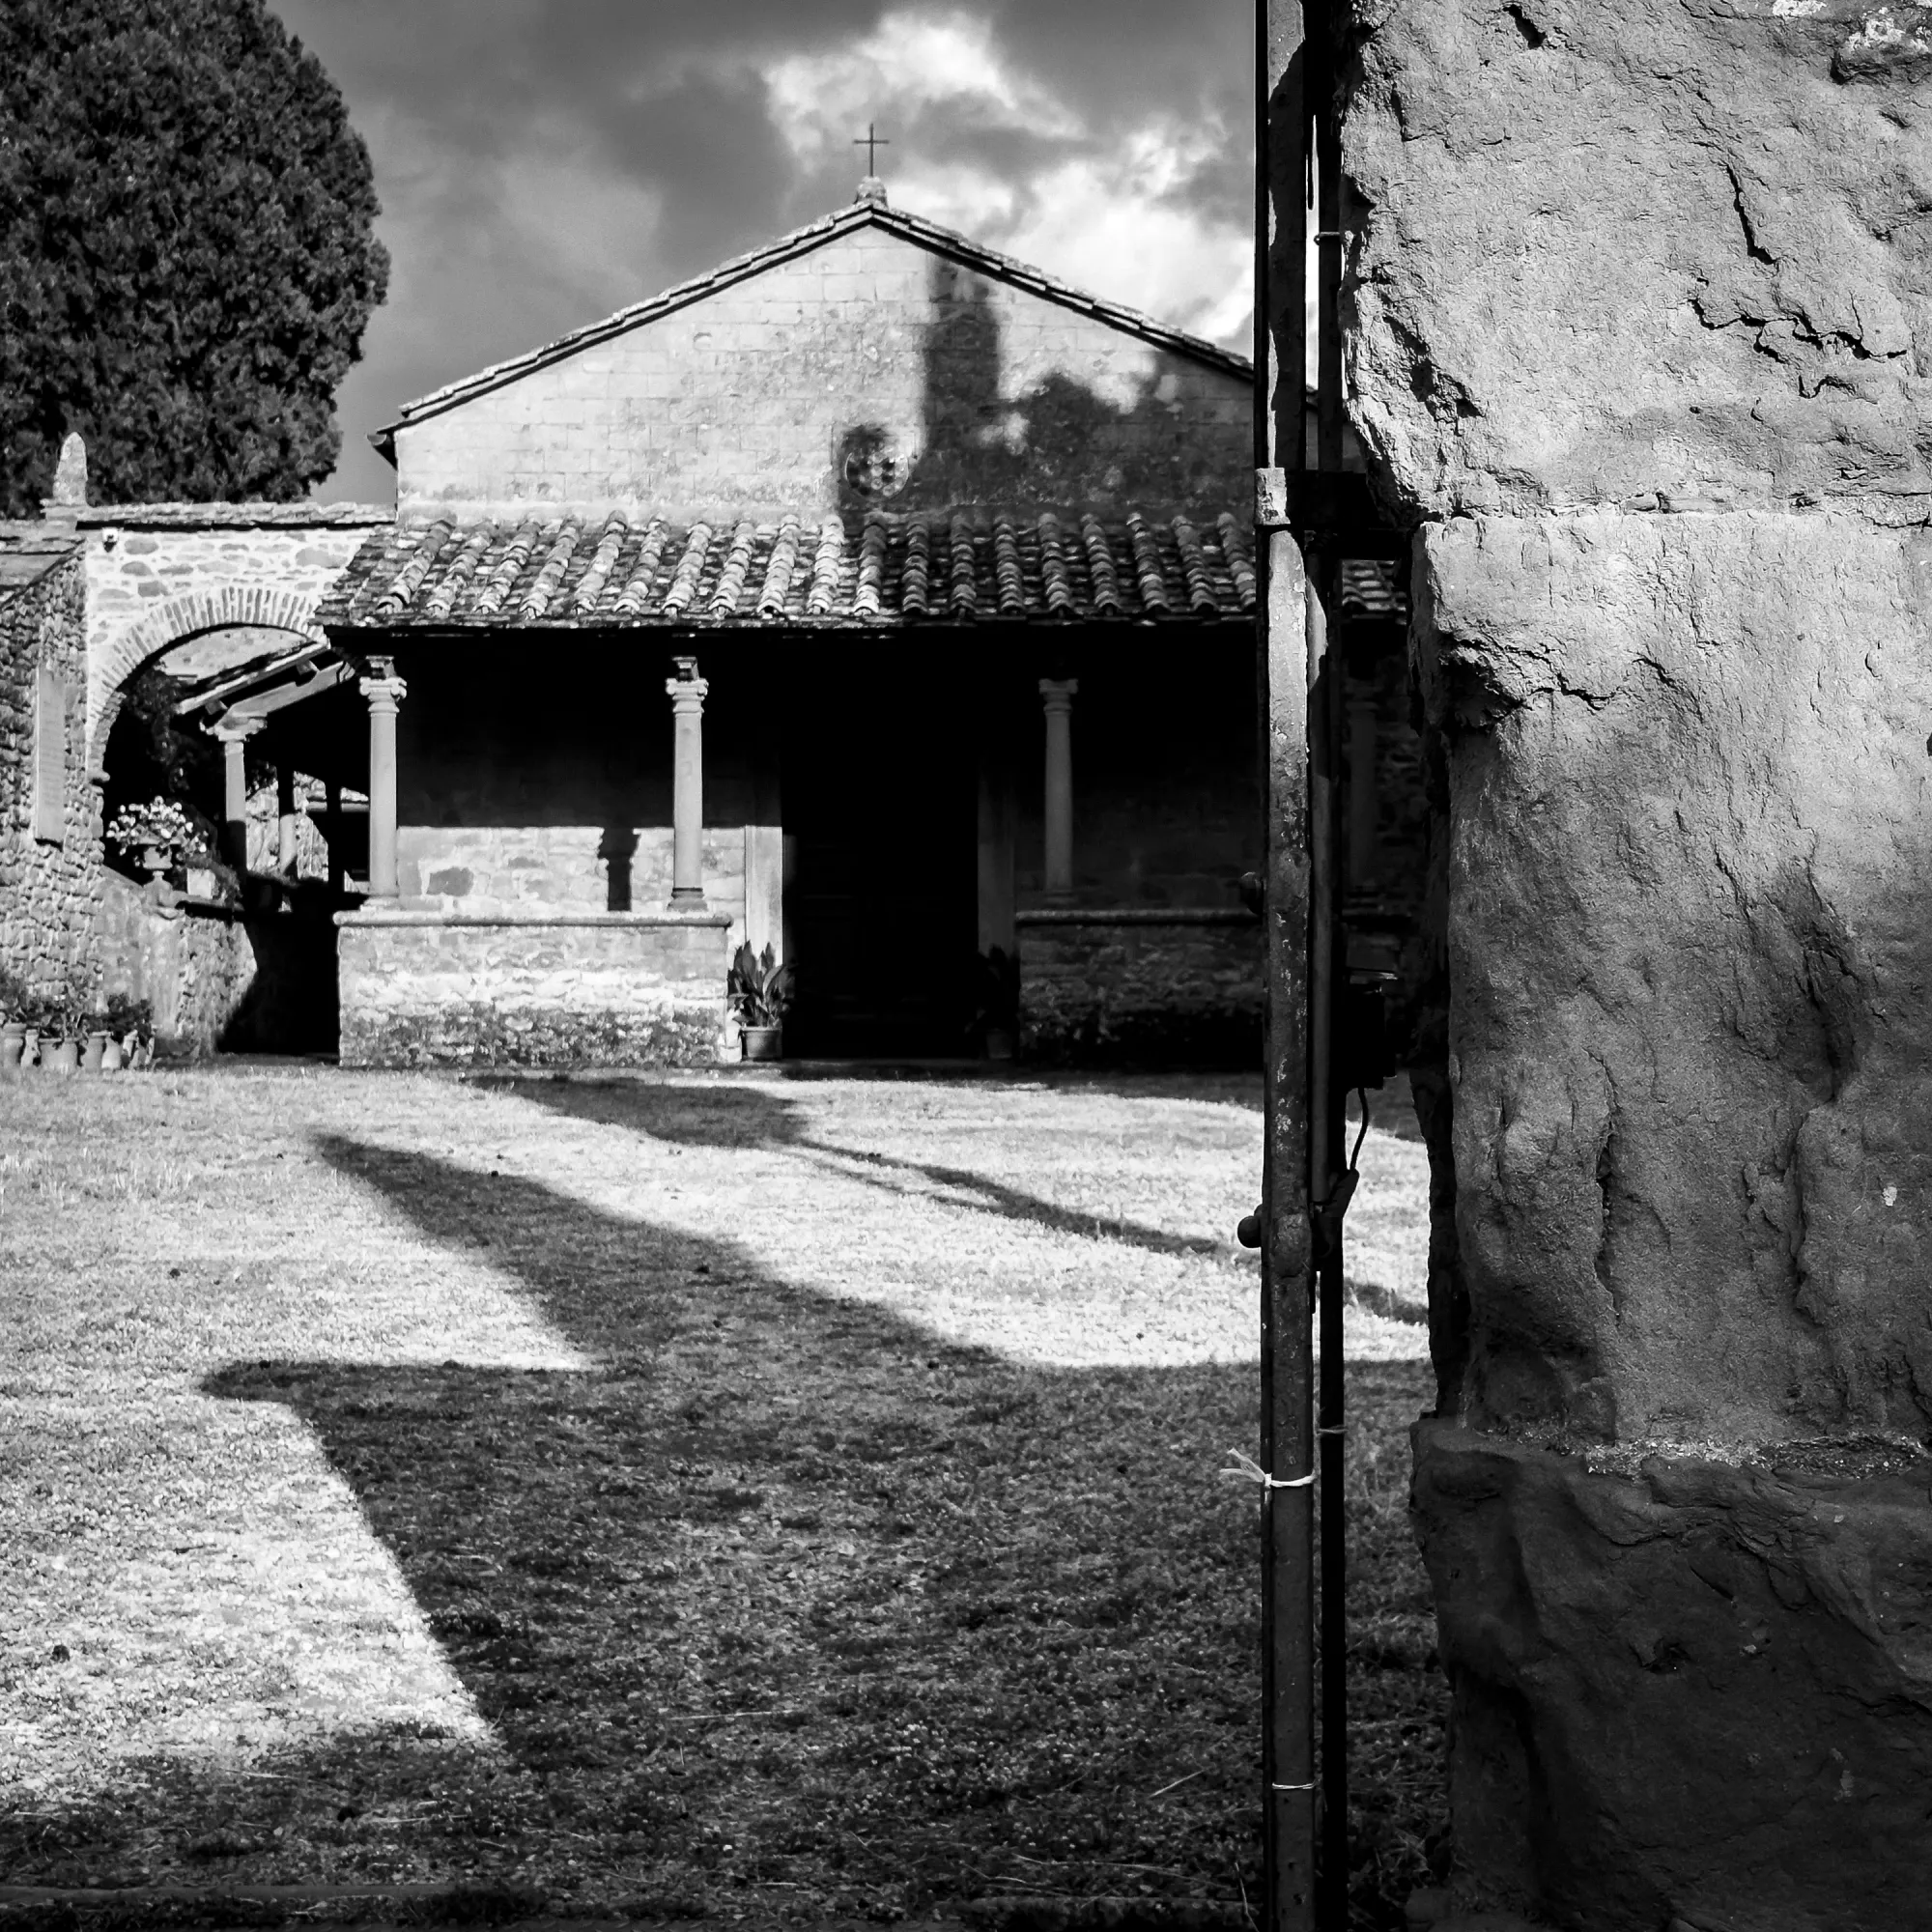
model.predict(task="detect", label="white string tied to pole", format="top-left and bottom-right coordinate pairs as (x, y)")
top-left (1220, 1449), bottom-right (1316, 1492)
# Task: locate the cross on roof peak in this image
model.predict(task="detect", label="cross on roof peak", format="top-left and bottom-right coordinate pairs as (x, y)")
top-left (854, 123), bottom-right (890, 176)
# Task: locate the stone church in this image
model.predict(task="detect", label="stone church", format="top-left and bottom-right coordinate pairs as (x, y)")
top-left (309, 177), bottom-right (1266, 1065)
top-left (4, 179), bottom-right (1414, 1065)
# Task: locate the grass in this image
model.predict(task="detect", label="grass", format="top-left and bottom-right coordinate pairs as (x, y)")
top-left (0, 1067), bottom-right (1444, 1926)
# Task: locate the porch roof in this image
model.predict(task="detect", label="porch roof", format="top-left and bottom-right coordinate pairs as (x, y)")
top-left (316, 507), bottom-right (1260, 632)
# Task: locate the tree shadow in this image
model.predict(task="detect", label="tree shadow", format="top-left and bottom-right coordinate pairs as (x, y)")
top-left (181, 1140), bottom-right (1269, 1915)
top-left (4, 1136), bottom-right (1439, 1919)
top-left (474, 1076), bottom-right (1243, 1265)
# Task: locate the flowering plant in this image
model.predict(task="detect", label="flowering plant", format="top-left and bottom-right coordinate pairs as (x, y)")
top-left (106, 799), bottom-right (197, 859)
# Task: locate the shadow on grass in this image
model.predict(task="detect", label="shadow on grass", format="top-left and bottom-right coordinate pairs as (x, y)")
top-left (475, 1076), bottom-right (1241, 1266)
top-left (5, 1137), bottom-right (1442, 1927)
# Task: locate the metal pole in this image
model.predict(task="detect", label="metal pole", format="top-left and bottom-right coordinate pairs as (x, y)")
top-left (1258, 6), bottom-right (1318, 1932)
top-left (1308, 550), bottom-right (1350, 1926)
top-left (1305, 4), bottom-right (1352, 1910)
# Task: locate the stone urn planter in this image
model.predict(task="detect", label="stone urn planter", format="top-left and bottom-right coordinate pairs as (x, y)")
top-left (81, 1032), bottom-right (108, 1072)
top-left (140, 845), bottom-right (171, 886)
top-left (43, 1038), bottom-right (79, 1074)
top-left (741, 1025), bottom-right (783, 1063)
top-left (0, 1023), bottom-right (23, 1072)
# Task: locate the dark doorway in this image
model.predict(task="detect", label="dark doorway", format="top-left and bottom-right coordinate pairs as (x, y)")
top-left (782, 651), bottom-right (977, 1056)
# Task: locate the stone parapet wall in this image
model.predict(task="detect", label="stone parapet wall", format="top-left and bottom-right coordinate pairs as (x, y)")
top-left (337, 910), bottom-right (733, 1068)
top-left (1017, 908), bottom-right (1262, 1066)
top-left (1, 546), bottom-right (100, 1000)
top-left (396, 824), bottom-right (749, 946)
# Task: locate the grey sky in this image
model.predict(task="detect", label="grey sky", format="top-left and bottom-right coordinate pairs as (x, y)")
top-left (266, 2), bottom-right (1254, 503)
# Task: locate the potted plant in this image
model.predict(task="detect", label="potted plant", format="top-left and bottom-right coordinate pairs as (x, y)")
top-left (727, 941), bottom-right (793, 1062)
top-left (106, 798), bottom-right (196, 892)
top-left (972, 945), bottom-right (1021, 1061)
top-left (103, 995), bottom-right (153, 1073)
top-left (0, 969), bottom-right (27, 1072)
top-left (39, 989), bottom-right (79, 1074)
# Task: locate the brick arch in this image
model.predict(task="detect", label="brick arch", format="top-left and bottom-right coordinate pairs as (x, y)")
top-left (87, 585), bottom-right (327, 773)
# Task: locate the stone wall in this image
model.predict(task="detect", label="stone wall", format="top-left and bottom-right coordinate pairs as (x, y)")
top-left (80, 504), bottom-right (387, 770)
top-left (98, 871), bottom-right (339, 1055)
top-left (397, 825), bottom-right (749, 941)
top-left (337, 910), bottom-right (733, 1068)
top-left (392, 222), bottom-right (1250, 522)
top-left (1341, 1), bottom-right (1932, 1924)
top-left (1018, 911), bottom-right (1262, 1065)
top-left (0, 543), bottom-right (100, 1000)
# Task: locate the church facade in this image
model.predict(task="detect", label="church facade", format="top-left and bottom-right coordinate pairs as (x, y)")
top-left (308, 184), bottom-right (1266, 1065)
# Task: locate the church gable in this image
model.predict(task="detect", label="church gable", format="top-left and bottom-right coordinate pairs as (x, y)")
top-left (386, 208), bottom-right (1251, 524)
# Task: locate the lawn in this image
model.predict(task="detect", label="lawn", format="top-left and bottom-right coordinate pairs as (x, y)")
top-left (0, 1067), bottom-right (1443, 1926)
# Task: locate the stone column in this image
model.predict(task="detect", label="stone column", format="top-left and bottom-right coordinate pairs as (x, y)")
top-left (358, 659), bottom-right (407, 899)
top-left (1038, 678), bottom-right (1078, 900)
top-left (207, 713), bottom-right (264, 872)
top-left (666, 656), bottom-right (709, 906)
top-left (276, 766), bottom-right (301, 875)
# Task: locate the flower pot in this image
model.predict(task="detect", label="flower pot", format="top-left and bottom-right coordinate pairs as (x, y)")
top-left (0, 1024), bottom-right (23, 1072)
top-left (740, 1025), bottom-right (783, 1063)
top-left (983, 1026), bottom-right (1016, 1062)
top-left (82, 1032), bottom-right (108, 1072)
top-left (21, 1029), bottom-right (40, 1068)
top-left (185, 866), bottom-right (218, 900)
top-left (43, 1039), bottom-right (79, 1075)
top-left (100, 1036), bottom-right (124, 1073)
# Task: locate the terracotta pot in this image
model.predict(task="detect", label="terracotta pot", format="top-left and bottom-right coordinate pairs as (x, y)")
top-left (741, 1025), bottom-right (783, 1063)
top-left (43, 1039), bottom-right (79, 1074)
top-left (82, 1032), bottom-right (108, 1072)
top-left (100, 1037), bottom-right (124, 1073)
top-left (0, 1024), bottom-right (22, 1072)
top-left (22, 1028), bottom-right (40, 1068)
top-left (185, 866), bottom-right (218, 900)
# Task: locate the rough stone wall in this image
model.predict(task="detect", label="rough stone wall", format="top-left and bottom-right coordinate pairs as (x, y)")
top-left (1018, 913), bottom-right (1262, 1065)
top-left (1342, 2), bottom-right (1932, 1923)
top-left (0, 548), bottom-right (101, 1000)
top-left (80, 505), bottom-right (387, 770)
top-left (337, 914), bottom-right (733, 1068)
top-left (98, 872), bottom-right (338, 1055)
top-left (393, 225), bottom-right (1250, 521)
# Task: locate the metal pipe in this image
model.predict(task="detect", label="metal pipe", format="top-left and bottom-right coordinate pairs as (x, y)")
top-left (1258, 8), bottom-right (1319, 1932)
top-left (1308, 549), bottom-right (1350, 1926)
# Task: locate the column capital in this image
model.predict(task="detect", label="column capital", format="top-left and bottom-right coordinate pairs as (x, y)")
top-left (1038, 677), bottom-right (1079, 709)
top-left (358, 659), bottom-right (408, 710)
top-left (667, 655), bottom-right (709, 707)
top-left (205, 711), bottom-right (266, 744)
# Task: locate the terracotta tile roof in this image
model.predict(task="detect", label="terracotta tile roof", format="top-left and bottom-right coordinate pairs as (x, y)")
top-left (370, 199), bottom-right (1252, 460)
top-left (1337, 557), bottom-right (1407, 621)
top-left (319, 509), bottom-right (1258, 631)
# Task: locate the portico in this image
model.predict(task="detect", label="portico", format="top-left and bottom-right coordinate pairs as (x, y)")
top-left (298, 182), bottom-right (1267, 1066)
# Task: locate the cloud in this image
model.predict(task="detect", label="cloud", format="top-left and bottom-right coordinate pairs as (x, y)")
top-left (266, 0), bottom-right (1253, 502)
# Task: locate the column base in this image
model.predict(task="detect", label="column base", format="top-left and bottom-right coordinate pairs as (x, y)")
top-left (667, 892), bottom-right (710, 910)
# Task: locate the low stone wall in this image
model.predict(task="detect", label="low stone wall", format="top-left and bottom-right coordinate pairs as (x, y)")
top-left (337, 909), bottom-right (733, 1068)
top-left (98, 871), bottom-right (340, 1055)
top-left (1017, 907), bottom-right (1262, 1066)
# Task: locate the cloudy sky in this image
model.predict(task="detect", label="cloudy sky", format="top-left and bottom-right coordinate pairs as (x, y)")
top-left (265, 1), bottom-right (1255, 503)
